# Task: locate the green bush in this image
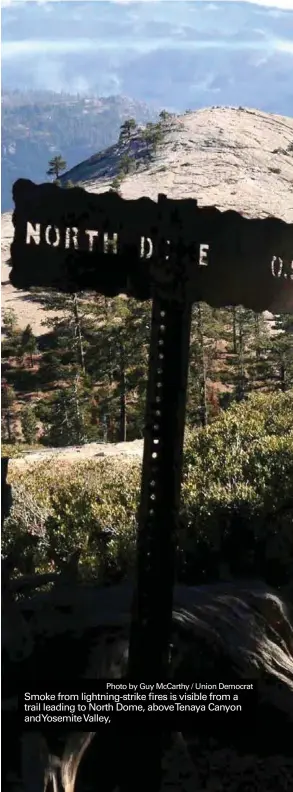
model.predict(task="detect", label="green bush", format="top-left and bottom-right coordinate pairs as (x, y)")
top-left (3, 392), bottom-right (293, 588)
top-left (180, 392), bottom-right (293, 585)
top-left (4, 458), bottom-right (141, 582)
top-left (2, 482), bottom-right (50, 574)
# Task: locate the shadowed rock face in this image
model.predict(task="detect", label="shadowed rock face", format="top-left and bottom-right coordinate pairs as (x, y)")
top-left (2, 579), bottom-right (293, 790)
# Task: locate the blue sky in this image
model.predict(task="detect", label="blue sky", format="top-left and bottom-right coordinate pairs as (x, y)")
top-left (1, 0), bottom-right (293, 5)
top-left (2, 0), bottom-right (293, 11)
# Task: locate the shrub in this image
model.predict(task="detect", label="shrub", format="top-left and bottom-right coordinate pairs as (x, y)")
top-left (2, 482), bottom-right (51, 574)
top-left (3, 392), bottom-right (293, 588)
top-left (180, 392), bottom-right (293, 585)
top-left (5, 458), bottom-right (141, 581)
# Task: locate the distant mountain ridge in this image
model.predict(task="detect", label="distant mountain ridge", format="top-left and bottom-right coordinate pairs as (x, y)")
top-left (1, 90), bottom-right (158, 212)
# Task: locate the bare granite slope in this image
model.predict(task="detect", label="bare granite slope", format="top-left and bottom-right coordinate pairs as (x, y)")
top-left (2, 106), bottom-right (293, 335)
top-left (64, 106), bottom-right (293, 220)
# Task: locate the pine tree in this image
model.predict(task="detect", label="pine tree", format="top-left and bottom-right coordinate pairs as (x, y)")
top-left (2, 309), bottom-right (18, 337)
top-left (219, 307), bottom-right (271, 402)
top-left (1, 380), bottom-right (17, 443)
top-left (19, 324), bottom-right (37, 368)
top-left (268, 314), bottom-right (293, 391)
top-left (141, 122), bottom-right (164, 154)
top-left (1, 310), bottom-right (22, 360)
top-left (187, 303), bottom-right (226, 427)
top-left (21, 404), bottom-right (38, 444)
top-left (31, 289), bottom-right (91, 382)
top-left (118, 153), bottom-right (135, 176)
top-left (46, 155), bottom-right (67, 181)
top-left (246, 313), bottom-right (275, 393)
top-left (109, 175), bottom-right (123, 195)
top-left (41, 377), bottom-right (90, 447)
top-left (119, 118), bottom-right (137, 141)
top-left (86, 296), bottom-right (151, 441)
top-left (30, 288), bottom-right (102, 444)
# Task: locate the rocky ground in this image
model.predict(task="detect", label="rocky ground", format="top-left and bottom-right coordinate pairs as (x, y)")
top-left (8, 439), bottom-right (144, 469)
top-left (82, 106), bottom-right (293, 222)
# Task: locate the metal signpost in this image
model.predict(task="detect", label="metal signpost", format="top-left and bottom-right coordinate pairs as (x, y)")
top-left (10, 178), bottom-right (293, 790)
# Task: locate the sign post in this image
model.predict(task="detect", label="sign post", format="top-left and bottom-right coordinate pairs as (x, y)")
top-left (10, 179), bottom-right (293, 790)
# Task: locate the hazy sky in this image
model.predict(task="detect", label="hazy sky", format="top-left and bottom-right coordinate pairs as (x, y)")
top-left (2, 0), bottom-right (293, 104)
top-left (2, 0), bottom-right (293, 9)
top-left (2, 0), bottom-right (293, 53)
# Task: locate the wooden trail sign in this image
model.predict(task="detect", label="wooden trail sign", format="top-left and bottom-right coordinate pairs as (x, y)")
top-left (10, 179), bottom-right (293, 312)
top-left (9, 179), bottom-right (293, 791)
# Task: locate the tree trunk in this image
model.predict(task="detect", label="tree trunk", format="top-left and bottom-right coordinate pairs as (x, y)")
top-left (6, 412), bottom-right (12, 443)
top-left (254, 313), bottom-right (260, 359)
top-left (103, 298), bottom-right (114, 437)
top-left (72, 295), bottom-right (86, 374)
top-left (73, 376), bottom-right (84, 444)
top-left (236, 312), bottom-right (246, 401)
top-left (280, 362), bottom-right (286, 392)
top-left (118, 346), bottom-right (127, 442)
top-left (102, 414), bottom-right (108, 442)
top-left (232, 306), bottom-right (238, 355)
top-left (197, 304), bottom-right (208, 428)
